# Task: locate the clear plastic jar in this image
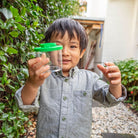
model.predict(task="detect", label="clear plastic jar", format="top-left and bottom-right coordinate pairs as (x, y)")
top-left (34, 43), bottom-right (63, 73)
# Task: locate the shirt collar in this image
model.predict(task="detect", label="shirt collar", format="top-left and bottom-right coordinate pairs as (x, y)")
top-left (53, 66), bottom-right (79, 78)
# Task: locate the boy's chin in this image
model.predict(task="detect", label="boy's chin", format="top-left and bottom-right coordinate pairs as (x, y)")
top-left (62, 68), bottom-right (70, 72)
top-left (62, 66), bottom-right (72, 72)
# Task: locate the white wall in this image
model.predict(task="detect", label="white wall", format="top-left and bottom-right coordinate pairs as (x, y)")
top-left (102, 0), bottom-right (138, 62)
top-left (86, 0), bottom-right (138, 65)
top-left (86, 0), bottom-right (108, 18)
top-left (133, 0), bottom-right (138, 59)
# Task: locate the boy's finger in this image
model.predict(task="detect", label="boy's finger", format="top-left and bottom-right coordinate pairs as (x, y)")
top-left (28, 57), bottom-right (41, 67)
top-left (41, 53), bottom-right (47, 59)
top-left (110, 79), bottom-right (121, 85)
top-left (104, 62), bottom-right (115, 66)
top-left (35, 65), bottom-right (50, 76)
top-left (39, 71), bottom-right (51, 80)
top-left (40, 53), bottom-right (50, 66)
top-left (28, 53), bottom-right (47, 67)
top-left (32, 57), bottom-right (49, 71)
top-left (106, 66), bottom-right (120, 73)
top-left (107, 72), bottom-right (121, 78)
top-left (97, 64), bottom-right (106, 74)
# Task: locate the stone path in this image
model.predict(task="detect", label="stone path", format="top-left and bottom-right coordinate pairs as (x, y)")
top-left (91, 100), bottom-right (138, 138)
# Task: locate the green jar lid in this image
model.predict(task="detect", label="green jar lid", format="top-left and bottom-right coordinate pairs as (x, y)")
top-left (40, 43), bottom-right (57, 47)
top-left (34, 43), bottom-right (63, 52)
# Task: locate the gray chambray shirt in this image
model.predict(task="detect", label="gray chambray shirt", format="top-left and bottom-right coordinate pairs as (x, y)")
top-left (15, 66), bottom-right (127, 138)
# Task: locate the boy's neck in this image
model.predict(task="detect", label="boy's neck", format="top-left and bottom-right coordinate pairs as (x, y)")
top-left (62, 71), bottom-right (69, 77)
top-left (62, 67), bottom-right (77, 77)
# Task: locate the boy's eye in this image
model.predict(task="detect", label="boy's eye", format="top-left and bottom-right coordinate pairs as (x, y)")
top-left (70, 45), bottom-right (77, 48)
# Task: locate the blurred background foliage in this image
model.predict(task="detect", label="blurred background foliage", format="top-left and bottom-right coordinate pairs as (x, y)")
top-left (115, 59), bottom-right (138, 111)
top-left (0, 0), bottom-right (79, 137)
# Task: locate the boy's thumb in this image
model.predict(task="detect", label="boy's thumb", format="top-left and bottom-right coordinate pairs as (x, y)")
top-left (41, 53), bottom-right (46, 59)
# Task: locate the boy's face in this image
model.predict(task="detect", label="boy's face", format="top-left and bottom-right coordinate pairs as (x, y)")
top-left (50, 31), bottom-right (85, 76)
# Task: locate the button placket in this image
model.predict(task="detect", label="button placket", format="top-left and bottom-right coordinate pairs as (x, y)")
top-left (59, 80), bottom-right (70, 138)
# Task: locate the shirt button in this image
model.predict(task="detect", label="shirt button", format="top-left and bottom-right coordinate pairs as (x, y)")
top-left (64, 78), bottom-right (68, 82)
top-left (83, 92), bottom-right (87, 96)
top-left (63, 96), bottom-right (67, 101)
top-left (62, 117), bottom-right (66, 121)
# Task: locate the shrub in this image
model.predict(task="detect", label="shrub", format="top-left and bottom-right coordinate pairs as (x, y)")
top-left (115, 59), bottom-right (138, 110)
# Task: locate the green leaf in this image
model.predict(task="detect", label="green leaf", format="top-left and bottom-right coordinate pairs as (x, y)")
top-left (6, 79), bottom-right (11, 85)
top-left (16, 23), bottom-right (25, 32)
top-left (6, 127), bottom-right (13, 134)
top-left (7, 47), bottom-right (18, 54)
top-left (10, 6), bottom-right (19, 17)
top-left (26, 20), bottom-right (30, 25)
top-left (21, 7), bottom-right (26, 16)
top-left (7, 84), bottom-right (15, 91)
top-left (33, 20), bottom-right (38, 26)
top-left (0, 55), bottom-right (7, 62)
top-left (0, 109), bottom-right (3, 114)
top-left (0, 19), bottom-right (4, 25)
top-left (2, 113), bottom-right (9, 119)
top-left (0, 102), bottom-right (5, 110)
top-left (2, 72), bottom-right (7, 85)
top-left (9, 116), bottom-right (16, 121)
top-left (9, 31), bottom-right (19, 37)
top-left (0, 50), bottom-right (4, 56)
top-left (0, 87), bottom-right (5, 91)
top-left (15, 16), bottom-right (23, 22)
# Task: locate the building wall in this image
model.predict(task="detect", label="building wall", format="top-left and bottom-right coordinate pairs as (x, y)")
top-left (86, 0), bottom-right (138, 68)
top-left (102, 0), bottom-right (138, 62)
top-left (133, 0), bottom-right (138, 59)
top-left (86, 0), bottom-right (108, 18)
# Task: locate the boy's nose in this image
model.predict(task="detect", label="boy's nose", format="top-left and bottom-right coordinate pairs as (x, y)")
top-left (62, 47), bottom-right (69, 56)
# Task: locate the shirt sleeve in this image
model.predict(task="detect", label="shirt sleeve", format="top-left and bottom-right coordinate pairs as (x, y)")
top-left (92, 73), bottom-right (127, 107)
top-left (15, 86), bottom-right (40, 113)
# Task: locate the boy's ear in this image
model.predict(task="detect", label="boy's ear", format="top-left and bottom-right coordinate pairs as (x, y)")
top-left (80, 49), bottom-right (86, 58)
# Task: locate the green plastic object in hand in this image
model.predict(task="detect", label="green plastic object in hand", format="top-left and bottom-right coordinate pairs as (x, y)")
top-left (34, 43), bottom-right (63, 52)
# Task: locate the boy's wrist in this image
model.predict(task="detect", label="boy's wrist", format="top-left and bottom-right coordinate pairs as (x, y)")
top-left (109, 83), bottom-right (122, 99)
top-left (25, 78), bottom-right (39, 90)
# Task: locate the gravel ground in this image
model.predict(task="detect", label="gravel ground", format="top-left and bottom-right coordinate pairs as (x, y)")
top-left (91, 101), bottom-right (138, 138)
top-left (26, 101), bottom-right (138, 138)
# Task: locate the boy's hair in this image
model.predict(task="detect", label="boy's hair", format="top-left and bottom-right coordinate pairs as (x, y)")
top-left (43, 18), bottom-right (88, 52)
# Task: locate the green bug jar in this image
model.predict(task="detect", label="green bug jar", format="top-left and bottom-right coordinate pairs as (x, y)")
top-left (34, 43), bottom-right (63, 73)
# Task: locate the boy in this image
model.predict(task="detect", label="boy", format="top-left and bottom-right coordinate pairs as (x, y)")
top-left (15, 18), bottom-right (126, 138)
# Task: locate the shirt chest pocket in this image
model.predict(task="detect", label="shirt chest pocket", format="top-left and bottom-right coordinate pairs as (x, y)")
top-left (73, 90), bottom-right (92, 115)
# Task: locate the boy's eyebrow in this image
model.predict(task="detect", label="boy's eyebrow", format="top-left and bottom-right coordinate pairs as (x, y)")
top-left (54, 40), bottom-right (62, 43)
top-left (54, 40), bottom-right (79, 45)
top-left (70, 41), bottom-right (79, 45)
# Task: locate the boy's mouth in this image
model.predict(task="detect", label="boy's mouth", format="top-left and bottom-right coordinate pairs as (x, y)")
top-left (62, 59), bottom-right (71, 64)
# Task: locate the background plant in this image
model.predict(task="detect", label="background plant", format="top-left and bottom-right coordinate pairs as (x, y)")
top-left (0, 0), bottom-right (79, 137)
top-left (115, 59), bottom-right (138, 111)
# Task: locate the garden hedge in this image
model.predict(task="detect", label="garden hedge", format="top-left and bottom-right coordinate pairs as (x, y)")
top-left (0, 0), bottom-right (79, 137)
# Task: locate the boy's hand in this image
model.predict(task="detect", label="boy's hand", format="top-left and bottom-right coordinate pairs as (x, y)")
top-left (27, 53), bottom-right (51, 88)
top-left (97, 62), bottom-right (122, 98)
